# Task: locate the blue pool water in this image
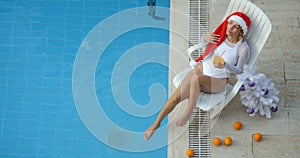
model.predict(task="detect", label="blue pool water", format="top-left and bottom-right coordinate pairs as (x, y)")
top-left (0, 0), bottom-right (170, 157)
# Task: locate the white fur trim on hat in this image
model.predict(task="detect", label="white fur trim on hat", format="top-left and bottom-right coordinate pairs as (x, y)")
top-left (228, 15), bottom-right (247, 35)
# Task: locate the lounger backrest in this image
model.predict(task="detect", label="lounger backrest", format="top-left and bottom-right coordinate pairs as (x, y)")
top-left (224, 0), bottom-right (272, 68)
top-left (221, 0), bottom-right (272, 107)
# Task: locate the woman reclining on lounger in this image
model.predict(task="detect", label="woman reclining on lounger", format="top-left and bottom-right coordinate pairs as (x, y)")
top-left (144, 12), bottom-right (251, 140)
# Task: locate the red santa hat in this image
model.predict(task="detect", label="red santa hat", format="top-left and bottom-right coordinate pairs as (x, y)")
top-left (195, 12), bottom-right (250, 62)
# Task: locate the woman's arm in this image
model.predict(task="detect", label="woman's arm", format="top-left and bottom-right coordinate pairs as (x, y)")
top-left (224, 45), bottom-right (250, 74)
top-left (202, 34), bottom-right (220, 45)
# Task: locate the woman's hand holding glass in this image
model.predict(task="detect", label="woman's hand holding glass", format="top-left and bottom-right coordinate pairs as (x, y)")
top-left (213, 55), bottom-right (225, 69)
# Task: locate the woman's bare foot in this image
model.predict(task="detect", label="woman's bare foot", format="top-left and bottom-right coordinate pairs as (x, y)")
top-left (144, 124), bottom-right (159, 140)
top-left (175, 115), bottom-right (189, 127)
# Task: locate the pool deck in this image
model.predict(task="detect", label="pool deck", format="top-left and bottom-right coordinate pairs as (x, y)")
top-left (168, 0), bottom-right (300, 157)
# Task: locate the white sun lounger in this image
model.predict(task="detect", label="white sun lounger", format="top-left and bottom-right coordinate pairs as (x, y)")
top-left (173, 0), bottom-right (272, 119)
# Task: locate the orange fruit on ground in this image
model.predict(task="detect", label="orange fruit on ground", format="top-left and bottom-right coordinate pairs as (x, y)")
top-left (233, 121), bottom-right (243, 130)
top-left (253, 133), bottom-right (262, 142)
top-left (213, 137), bottom-right (222, 146)
top-left (186, 148), bottom-right (194, 157)
top-left (223, 137), bottom-right (232, 146)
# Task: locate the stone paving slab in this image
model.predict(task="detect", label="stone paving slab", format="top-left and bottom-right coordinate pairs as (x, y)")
top-left (285, 61), bottom-right (300, 80)
top-left (253, 135), bottom-right (300, 158)
top-left (280, 28), bottom-right (300, 62)
top-left (211, 132), bottom-right (253, 158)
top-left (288, 108), bottom-right (300, 136)
top-left (213, 108), bottom-right (289, 136)
top-left (286, 81), bottom-right (300, 108)
top-left (256, 30), bottom-right (285, 82)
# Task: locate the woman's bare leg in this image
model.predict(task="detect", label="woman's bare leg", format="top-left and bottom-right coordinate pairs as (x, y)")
top-left (175, 73), bottom-right (203, 126)
top-left (176, 75), bottom-right (227, 127)
top-left (175, 64), bottom-right (204, 126)
top-left (144, 69), bottom-right (196, 140)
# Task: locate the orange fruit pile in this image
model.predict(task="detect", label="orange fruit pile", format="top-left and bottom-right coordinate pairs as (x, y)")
top-left (186, 148), bottom-right (194, 157)
top-left (211, 121), bottom-right (263, 150)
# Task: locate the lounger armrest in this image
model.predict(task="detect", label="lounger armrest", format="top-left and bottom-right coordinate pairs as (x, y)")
top-left (224, 80), bottom-right (244, 105)
top-left (187, 43), bottom-right (203, 59)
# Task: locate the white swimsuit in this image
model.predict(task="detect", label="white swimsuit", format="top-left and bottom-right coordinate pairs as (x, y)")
top-left (202, 39), bottom-right (249, 78)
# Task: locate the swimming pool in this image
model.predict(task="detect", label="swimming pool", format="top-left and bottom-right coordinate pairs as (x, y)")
top-left (0, 0), bottom-right (170, 157)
